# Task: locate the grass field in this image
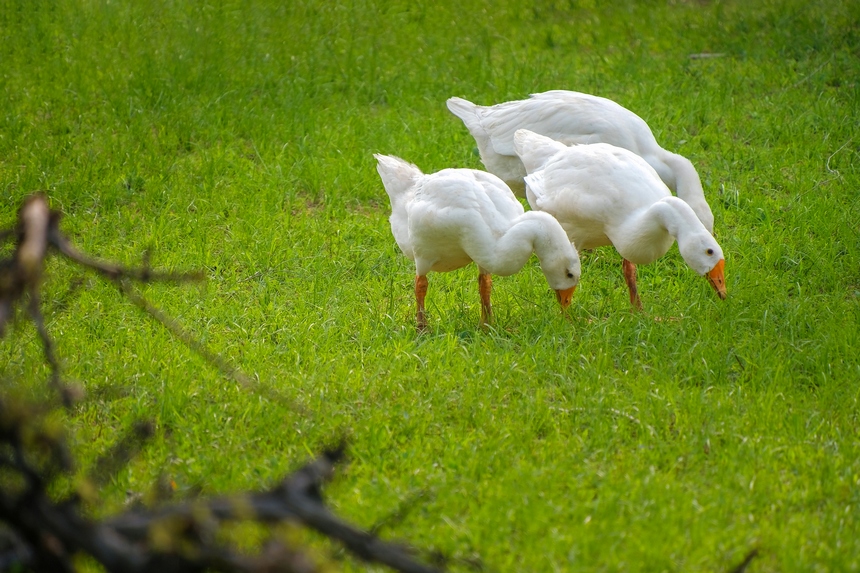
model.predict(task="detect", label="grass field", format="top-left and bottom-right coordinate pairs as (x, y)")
top-left (2, 0), bottom-right (860, 570)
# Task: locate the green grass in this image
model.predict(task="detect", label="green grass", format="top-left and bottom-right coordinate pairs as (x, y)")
top-left (2, 0), bottom-right (860, 570)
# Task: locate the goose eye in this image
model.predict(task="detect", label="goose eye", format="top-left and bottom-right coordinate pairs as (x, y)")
top-left (706, 248), bottom-right (714, 256)
top-left (566, 272), bottom-right (574, 278)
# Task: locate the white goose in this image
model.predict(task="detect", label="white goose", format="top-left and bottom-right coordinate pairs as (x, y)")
top-left (512, 130), bottom-right (726, 308)
top-left (447, 90), bottom-right (715, 234)
top-left (374, 154), bottom-right (580, 330)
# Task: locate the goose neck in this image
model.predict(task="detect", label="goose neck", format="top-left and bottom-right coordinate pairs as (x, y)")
top-left (477, 211), bottom-right (565, 276)
top-left (647, 197), bottom-right (702, 241)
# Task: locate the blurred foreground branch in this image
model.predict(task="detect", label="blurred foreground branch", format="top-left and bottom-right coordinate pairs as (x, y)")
top-left (0, 194), bottom-right (301, 408)
top-left (0, 194), bottom-right (202, 406)
top-left (0, 195), bottom-right (442, 572)
top-left (0, 397), bottom-right (439, 573)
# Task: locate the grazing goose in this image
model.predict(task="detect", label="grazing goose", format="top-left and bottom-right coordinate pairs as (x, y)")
top-left (511, 130), bottom-right (726, 309)
top-left (447, 90), bottom-right (715, 234)
top-left (374, 154), bottom-right (580, 330)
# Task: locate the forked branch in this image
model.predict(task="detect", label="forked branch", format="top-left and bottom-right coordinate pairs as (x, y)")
top-left (0, 195), bottom-right (444, 572)
top-left (0, 401), bottom-right (441, 572)
top-left (0, 194), bottom-right (202, 405)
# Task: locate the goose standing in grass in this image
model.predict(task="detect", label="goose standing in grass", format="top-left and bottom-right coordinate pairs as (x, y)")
top-left (512, 130), bottom-right (726, 309)
top-left (447, 90), bottom-right (715, 234)
top-left (374, 154), bottom-right (580, 330)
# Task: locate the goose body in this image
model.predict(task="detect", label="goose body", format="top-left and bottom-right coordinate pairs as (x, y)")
top-left (374, 154), bottom-right (580, 329)
top-left (447, 90), bottom-right (715, 234)
top-left (512, 130), bottom-right (726, 308)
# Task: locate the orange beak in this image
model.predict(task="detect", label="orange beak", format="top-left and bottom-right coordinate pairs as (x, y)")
top-left (555, 285), bottom-right (577, 309)
top-left (706, 259), bottom-right (727, 300)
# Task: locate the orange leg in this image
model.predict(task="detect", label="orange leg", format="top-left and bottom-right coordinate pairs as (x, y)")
top-left (415, 275), bottom-right (429, 331)
top-left (478, 272), bottom-right (493, 326)
top-left (622, 259), bottom-right (643, 310)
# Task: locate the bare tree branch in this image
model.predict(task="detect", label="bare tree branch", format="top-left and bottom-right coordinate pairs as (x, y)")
top-left (49, 229), bottom-right (203, 284)
top-left (86, 421), bottom-right (155, 492)
top-left (0, 400), bottom-right (443, 573)
top-left (727, 548), bottom-right (759, 573)
top-left (115, 279), bottom-right (253, 388)
top-left (1, 194), bottom-right (444, 573)
top-left (0, 194), bottom-right (203, 405)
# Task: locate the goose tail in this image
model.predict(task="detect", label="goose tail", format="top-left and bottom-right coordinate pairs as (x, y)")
top-left (375, 154), bottom-right (422, 205)
top-left (523, 171), bottom-right (546, 211)
top-left (513, 129), bottom-right (567, 174)
top-left (374, 154), bottom-right (423, 255)
top-left (446, 97), bottom-right (484, 135)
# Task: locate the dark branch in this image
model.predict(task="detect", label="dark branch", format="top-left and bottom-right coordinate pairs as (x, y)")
top-left (0, 194), bottom-right (203, 405)
top-left (49, 229), bottom-right (203, 284)
top-left (115, 279), bottom-right (308, 414)
top-left (0, 401), bottom-right (443, 572)
top-left (727, 548), bottom-right (759, 573)
top-left (86, 421), bottom-right (155, 491)
top-left (116, 280), bottom-right (253, 388)
top-left (1, 195), bottom-right (445, 572)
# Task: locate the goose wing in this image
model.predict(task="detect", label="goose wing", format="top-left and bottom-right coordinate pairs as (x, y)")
top-left (480, 91), bottom-right (654, 157)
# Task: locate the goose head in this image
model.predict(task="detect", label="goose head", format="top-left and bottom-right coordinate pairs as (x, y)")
top-left (527, 211), bottom-right (581, 309)
top-left (541, 252), bottom-right (581, 309)
top-left (677, 232), bottom-right (727, 299)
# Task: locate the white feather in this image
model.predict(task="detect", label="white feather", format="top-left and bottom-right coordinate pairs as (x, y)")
top-left (512, 132), bottom-right (726, 301)
top-left (374, 153), bottom-right (581, 323)
top-left (447, 90), bottom-right (715, 234)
